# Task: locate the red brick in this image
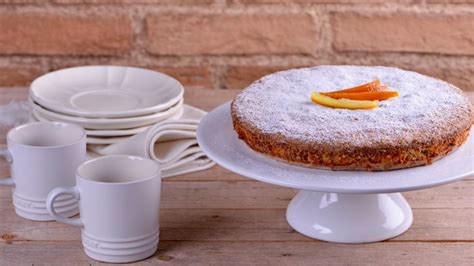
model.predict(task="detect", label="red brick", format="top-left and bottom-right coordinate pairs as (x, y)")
top-left (413, 67), bottom-right (474, 91)
top-left (0, 0), bottom-right (47, 3)
top-left (153, 67), bottom-right (213, 89)
top-left (234, 0), bottom-right (409, 3)
top-left (0, 13), bottom-right (132, 55)
top-left (332, 13), bottom-right (474, 55)
top-left (53, 0), bottom-right (213, 4)
top-left (0, 66), bottom-right (43, 86)
top-left (225, 66), bottom-right (299, 90)
top-left (146, 14), bottom-right (318, 56)
top-left (427, 0), bottom-right (474, 2)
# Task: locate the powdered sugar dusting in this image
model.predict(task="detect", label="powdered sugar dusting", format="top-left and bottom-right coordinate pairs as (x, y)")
top-left (232, 66), bottom-right (472, 149)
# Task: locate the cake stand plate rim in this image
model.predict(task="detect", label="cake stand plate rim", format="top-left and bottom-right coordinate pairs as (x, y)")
top-left (197, 102), bottom-right (473, 194)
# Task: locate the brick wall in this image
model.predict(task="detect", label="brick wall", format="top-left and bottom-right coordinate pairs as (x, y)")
top-left (0, 0), bottom-right (473, 91)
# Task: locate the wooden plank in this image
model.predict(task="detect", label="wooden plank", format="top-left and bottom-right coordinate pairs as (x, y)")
top-left (155, 241), bottom-right (474, 265)
top-left (168, 166), bottom-right (248, 181)
top-left (152, 180), bottom-right (474, 209)
top-left (162, 208), bottom-right (474, 242)
top-left (1, 208), bottom-right (472, 243)
top-left (184, 88), bottom-right (239, 112)
top-left (1, 241), bottom-right (473, 265)
top-left (0, 87), bottom-right (28, 104)
top-left (0, 160), bottom-right (8, 180)
top-left (1, 179), bottom-right (473, 209)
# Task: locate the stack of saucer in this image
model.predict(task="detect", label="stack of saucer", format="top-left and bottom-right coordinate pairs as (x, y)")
top-left (29, 66), bottom-right (184, 144)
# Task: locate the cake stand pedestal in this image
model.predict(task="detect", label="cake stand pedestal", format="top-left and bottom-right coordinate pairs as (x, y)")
top-left (285, 191), bottom-right (412, 243)
top-left (197, 103), bottom-right (473, 244)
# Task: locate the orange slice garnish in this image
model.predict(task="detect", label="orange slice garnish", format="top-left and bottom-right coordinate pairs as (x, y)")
top-left (311, 80), bottom-right (398, 110)
top-left (311, 92), bottom-right (378, 110)
top-left (322, 91), bottom-right (399, 101)
top-left (321, 79), bottom-right (382, 96)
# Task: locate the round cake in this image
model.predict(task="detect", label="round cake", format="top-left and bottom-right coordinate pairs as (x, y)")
top-left (231, 65), bottom-right (473, 171)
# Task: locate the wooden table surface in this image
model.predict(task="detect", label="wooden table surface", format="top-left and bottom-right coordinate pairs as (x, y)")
top-left (0, 87), bottom-right (473, 265)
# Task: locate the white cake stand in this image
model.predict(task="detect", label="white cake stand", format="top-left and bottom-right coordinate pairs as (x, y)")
top-left (197, 103), bottom-right (474, 244)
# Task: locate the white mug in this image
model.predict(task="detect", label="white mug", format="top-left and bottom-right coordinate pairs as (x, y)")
top-left (46, 155), bottom-right (161, 263)
top-left (0, 121), bottom-right (86, 221)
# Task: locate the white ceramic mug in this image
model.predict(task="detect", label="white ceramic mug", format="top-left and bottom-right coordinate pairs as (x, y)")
top-left (46, 155), bottom-right (161, 263)
top-left (0, 121), bottom-right (86, 221)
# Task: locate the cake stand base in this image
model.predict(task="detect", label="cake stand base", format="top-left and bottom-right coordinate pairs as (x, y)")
top-left (286, 190), bottom-right (413, 244)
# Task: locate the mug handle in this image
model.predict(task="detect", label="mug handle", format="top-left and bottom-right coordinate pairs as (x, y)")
top-left (0, 148), bottom-right (14, 186)
top-left (46, 187), bottom-right (83, 227)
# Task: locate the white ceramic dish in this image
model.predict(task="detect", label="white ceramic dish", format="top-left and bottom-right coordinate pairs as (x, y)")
top-left (86, 136), bottom-right (131, 145)
top-left (31, 114), bottom-right (129, 145)
top-left (197, 102), bottom-right (474, 243)
top-left (47, 155), bottom-right (161, 263)
top-left (30, 66), bottom-right (184, 118)
top-left (31, 113), bottom-right (150, 137)
top-left (0, 122), bottom-right (86, 221)
top-left (30, 99), bottom-right (184, 130)
top-left (85, 125), bottom-right (150, 137)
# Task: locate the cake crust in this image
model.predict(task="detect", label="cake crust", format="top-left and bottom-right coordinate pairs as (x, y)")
top-left (231, 66), bottom-right (472, 171)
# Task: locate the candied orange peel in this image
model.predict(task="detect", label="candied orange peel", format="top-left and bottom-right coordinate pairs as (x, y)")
top-left (321, 79), bottom-right (383, 96)
top-left (311, 80), bottom-right (398, 110)
top-left (324, 91), bottom-right (399, 101)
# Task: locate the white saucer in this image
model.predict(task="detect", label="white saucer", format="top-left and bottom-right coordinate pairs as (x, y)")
top-left (86, 135), bottom-right (131, 145)
top-left (85, 125), bottom-right (150, 137)
top-left (31, 113), bottom-right (150, 137)
top-left (197, 102), bottom-right (473, 243)
top-left (29, 115), bottom-right (133, 144)
top-left (30, 66), bottom-right (184, 118)
top-left (31, 99), bottom-right (184, 130)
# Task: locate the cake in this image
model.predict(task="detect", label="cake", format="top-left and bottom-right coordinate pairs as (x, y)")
top-left (231, 66), bottom-right (472, 171)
